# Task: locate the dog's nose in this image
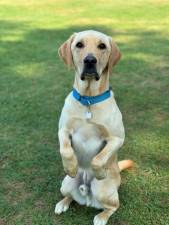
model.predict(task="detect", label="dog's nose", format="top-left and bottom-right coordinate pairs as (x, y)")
top-left (84, 55), bottom-right (97, 64)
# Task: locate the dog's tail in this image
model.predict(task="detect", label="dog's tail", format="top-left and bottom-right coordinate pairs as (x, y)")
top-left (118, 160), bottom-right (134, 172)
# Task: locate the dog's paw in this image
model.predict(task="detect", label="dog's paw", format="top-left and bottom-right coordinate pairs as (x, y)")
top-left (92, 164), bottom-right (106, 180)
top-left (91, 158), bottom-right (107, 180)
top-left (62, 153), bottom-right (78, 177)
top-left (64, 163), bottom-right (78, 178)
top-left (93, 214), bottom-right (108, 225)
top-left (55, 198), bottom-right (70, 215)
top-left (94, 169), bottom-right (106, 180)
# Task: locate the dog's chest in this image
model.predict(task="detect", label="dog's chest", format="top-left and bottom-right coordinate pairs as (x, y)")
top-left (59, 92), bottom-right (124, 138)
top-left (71, 123), bottom-right (106, 169)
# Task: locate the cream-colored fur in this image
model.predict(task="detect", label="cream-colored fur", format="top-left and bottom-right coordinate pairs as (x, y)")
top-left (55, 30), bottom-right (133, 225)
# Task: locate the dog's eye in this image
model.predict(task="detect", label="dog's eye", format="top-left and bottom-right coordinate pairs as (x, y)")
top-left (98, 43), bottom-right (106, 50)
top-left (76, 42), bottom-right (84, 48)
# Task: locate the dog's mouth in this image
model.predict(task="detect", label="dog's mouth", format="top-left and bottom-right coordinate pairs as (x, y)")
top-left (81, 68), bottom-right (100, 81)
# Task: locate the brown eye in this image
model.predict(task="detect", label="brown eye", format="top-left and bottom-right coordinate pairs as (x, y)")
top-left (98, 43), bottom-right (106, 50)
top-left (76, 42), bottom-right (84, 48)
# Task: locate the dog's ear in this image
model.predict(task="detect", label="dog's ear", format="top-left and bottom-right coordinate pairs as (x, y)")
top-left (58, 34), bottom-right (76, 68)
top-left (107, 37), bottom-right (121, 74)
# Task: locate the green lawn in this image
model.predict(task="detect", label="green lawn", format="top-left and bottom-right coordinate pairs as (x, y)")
top-left (0, 0), bottom-right (169, 224)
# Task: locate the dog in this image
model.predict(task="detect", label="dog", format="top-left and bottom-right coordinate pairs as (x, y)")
top-left (55, 30), bottom-right (133, 225)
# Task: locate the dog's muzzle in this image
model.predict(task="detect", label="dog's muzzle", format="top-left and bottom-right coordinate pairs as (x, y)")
top-left (81, 54), bottom-right (100, 81)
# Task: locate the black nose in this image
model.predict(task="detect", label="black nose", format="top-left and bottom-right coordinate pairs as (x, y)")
top-left (84, 55), bottom-right (97, 64)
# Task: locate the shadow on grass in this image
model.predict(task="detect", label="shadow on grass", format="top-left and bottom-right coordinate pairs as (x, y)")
top-left (1, 20), bottom-right (169, 133)
top-left (0, 20), bottom-right (169, 225)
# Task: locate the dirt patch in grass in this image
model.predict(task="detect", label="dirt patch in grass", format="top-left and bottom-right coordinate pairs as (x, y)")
top-left (0, 219), bottom-right (6, 225)
top-left (5, 181), bottom-right (31, 206)
top-left (154, 112), bottom-right (167, 124)
top-left (34, 199), bottom-right (45, 209)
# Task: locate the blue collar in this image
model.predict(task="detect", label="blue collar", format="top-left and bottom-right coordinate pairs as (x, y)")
top-left (72, 88), bottom-right (111, 106)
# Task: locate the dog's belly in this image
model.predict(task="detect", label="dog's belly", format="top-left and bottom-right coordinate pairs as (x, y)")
top-left (70, 123), bottom-right (105, 208)
top-left (70, 123), bottom-right (107, 208)
top-left (71, 123), bottom-right (105, 169)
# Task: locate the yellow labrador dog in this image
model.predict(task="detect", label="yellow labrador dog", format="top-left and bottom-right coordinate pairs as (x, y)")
top-left (55, 30), bottom-right (133, 225)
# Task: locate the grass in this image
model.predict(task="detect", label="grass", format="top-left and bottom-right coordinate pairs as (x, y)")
top-left (0, 0), bottom-right (169, 224)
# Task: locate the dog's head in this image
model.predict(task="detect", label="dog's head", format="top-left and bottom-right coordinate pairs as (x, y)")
top-left (58, 30), bottom-right (121, 81)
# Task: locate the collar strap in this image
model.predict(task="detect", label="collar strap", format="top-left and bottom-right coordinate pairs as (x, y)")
top-left (72, 87), bottom-right (111, 106)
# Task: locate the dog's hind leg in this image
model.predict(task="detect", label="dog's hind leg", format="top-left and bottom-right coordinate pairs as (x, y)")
top-left (55, 175), bottom-right (77, 214)
top-left (55, 196), bottom-right (72, 214)
top-left (94, 208), bottom-right (118, 225)
top-left (55, 173), bottom-right (86, 214)
top-left (93, 207), bottom-right (119, 225)
top-left (91, 178), bottom-right (119, 225)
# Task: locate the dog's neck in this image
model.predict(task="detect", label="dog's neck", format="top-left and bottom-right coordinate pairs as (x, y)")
top-left (73, 71), bottom-right (110, 96)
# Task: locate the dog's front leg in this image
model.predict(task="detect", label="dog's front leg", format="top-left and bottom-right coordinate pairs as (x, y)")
top-left (58, 128), bottom-right (78, 177)
top-left (91, 136), bottom-right (124, 179)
